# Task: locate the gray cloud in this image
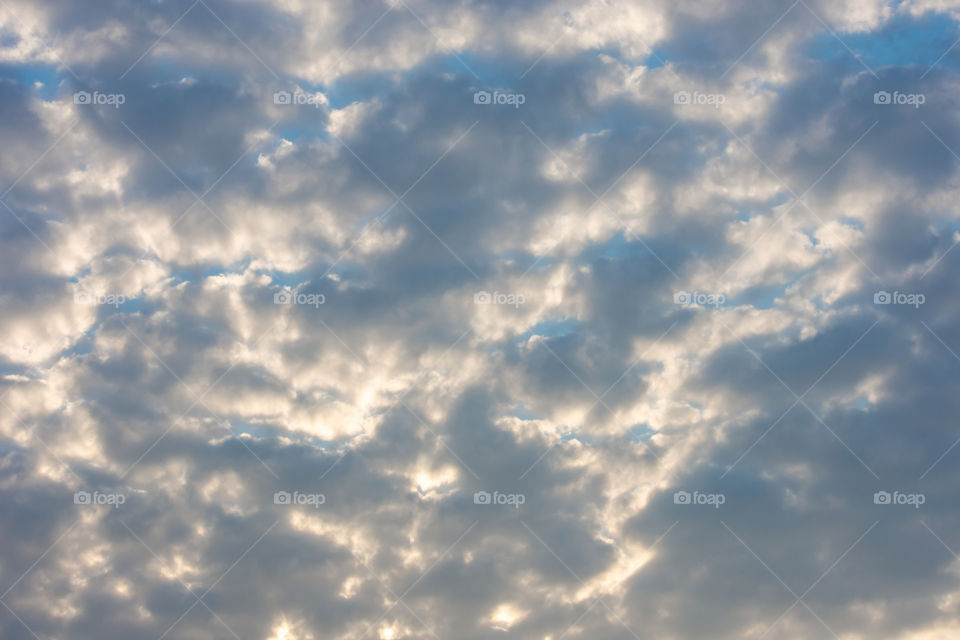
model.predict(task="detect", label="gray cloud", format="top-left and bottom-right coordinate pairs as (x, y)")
top-left (2, 0), bottom-right (960, 638)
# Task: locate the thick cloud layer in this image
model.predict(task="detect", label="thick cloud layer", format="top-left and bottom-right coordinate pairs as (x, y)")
top-left (2, 0), bottom-right (960, 638)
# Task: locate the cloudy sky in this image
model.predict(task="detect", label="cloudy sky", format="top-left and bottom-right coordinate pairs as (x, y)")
top-left (2, 0), bottom-right (960, 638)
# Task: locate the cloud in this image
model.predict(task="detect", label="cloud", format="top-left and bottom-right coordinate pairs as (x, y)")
top-left (1, 0), bottom-right (960, 638)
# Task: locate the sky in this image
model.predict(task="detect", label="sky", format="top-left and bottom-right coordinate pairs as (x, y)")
top-left (1, 0), bottom-right (960, 638)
